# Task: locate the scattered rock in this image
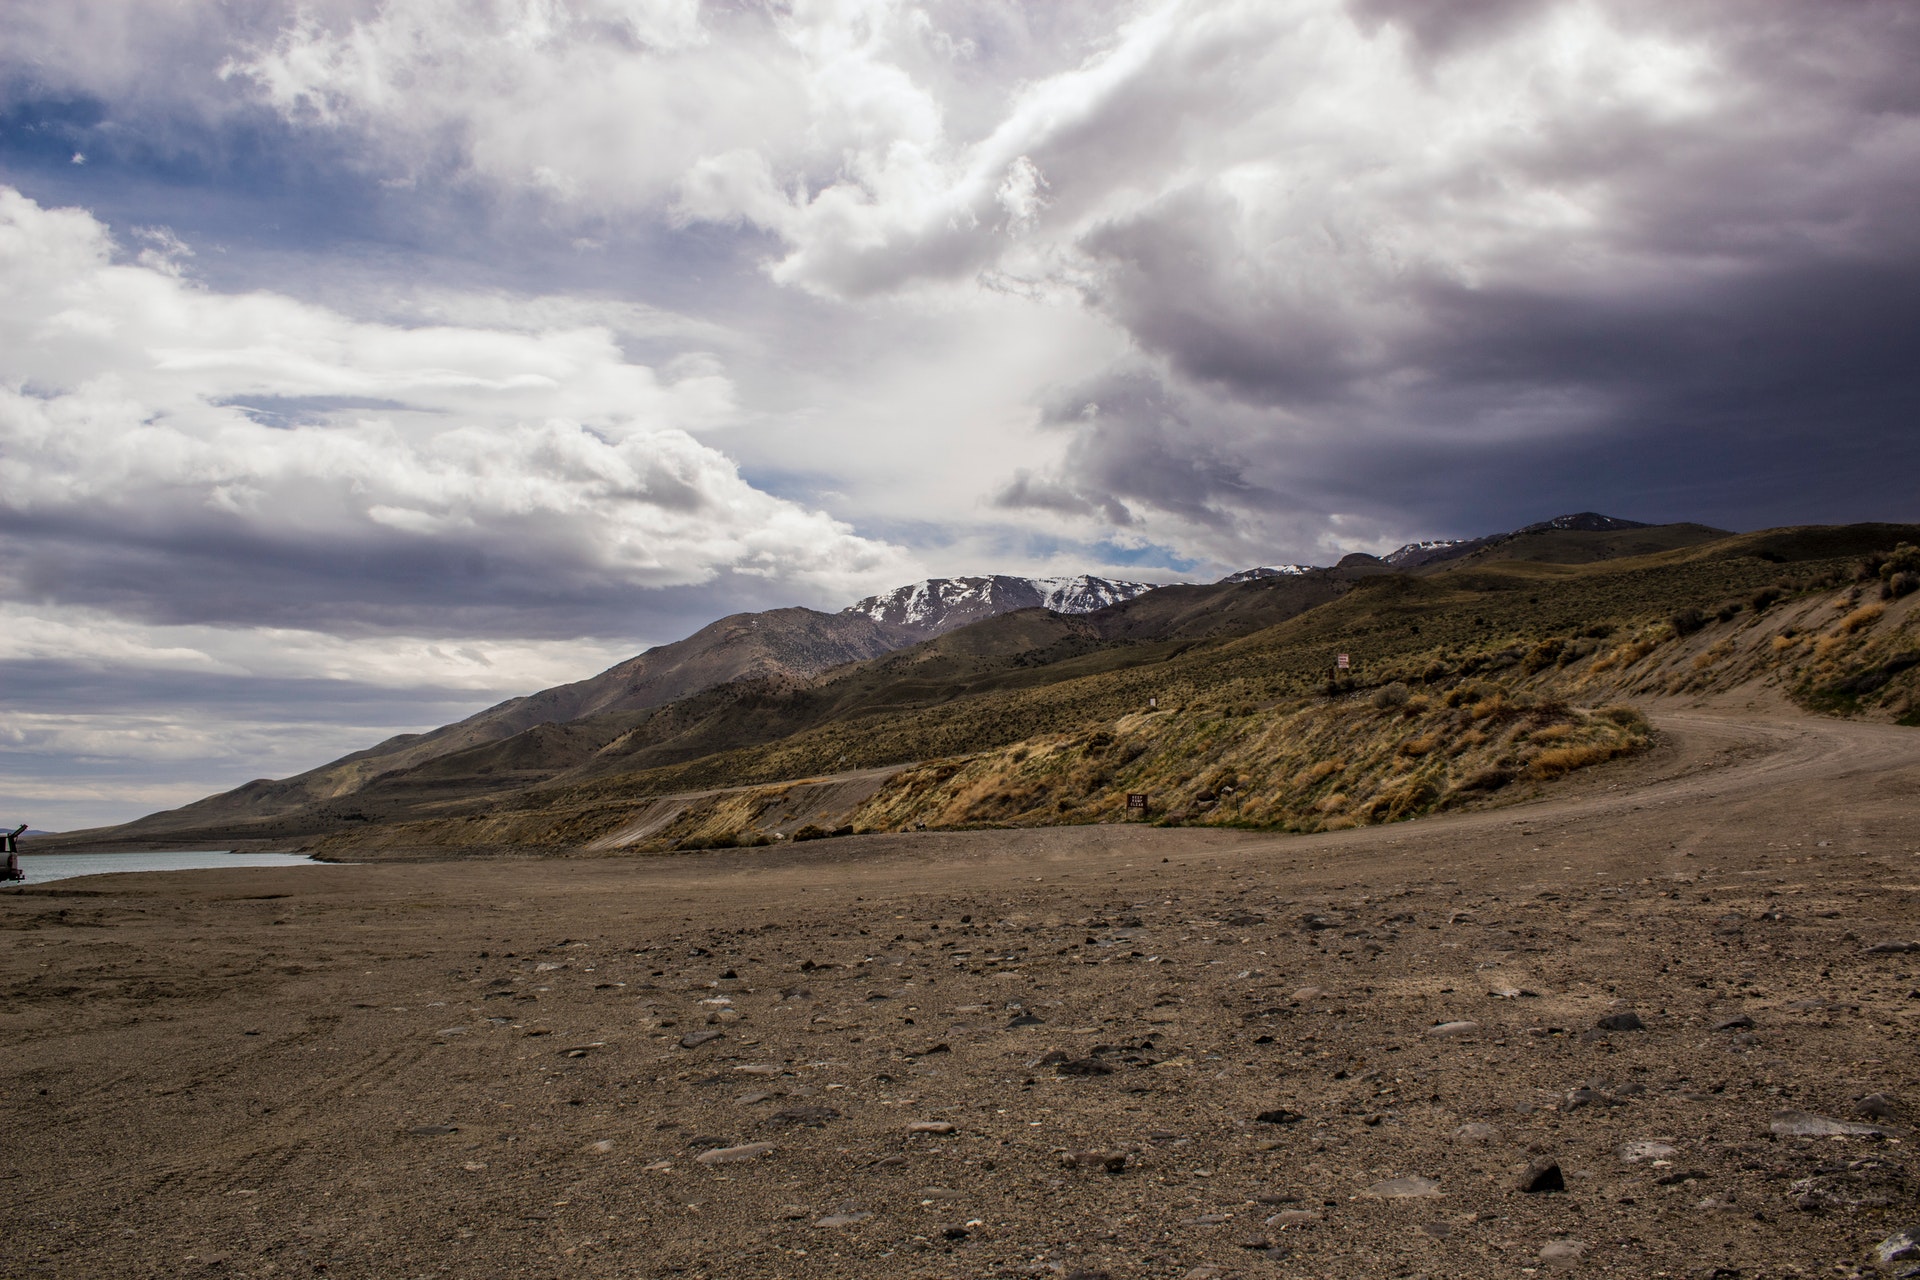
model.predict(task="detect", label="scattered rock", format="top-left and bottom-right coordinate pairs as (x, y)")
top-left (812, 1211), bottom-right (872, 1228)
top-left (1769, 1109), bottom-right (1886, 1137)
top-left (1538, 1238), bottom-right (1586, 1269)
top-left (1857, 1093), bottom-right (1900, 1120)
top-left (1266, 1209), bottom-right (1319, 1226)
top-left (1364, 1175), bottom-right (1441, 1199)
top-left (907, 1120), bottom-right (955, 1134)
top-left (1290, 986), bottom-right (1325, 1001)
top-left (1427, 1020), bottom-right (1480, 1037)
top-left (694, 1142), bottom-right (774, 1165)
top-left (1421, 1220), bottom-right (1452, 1238)
top-left (1711, 1015), bottom-right (1756, 1031)
top-left (1517, 1157), bottom-right (1566, 1193)
top-left (585, 1139), bottom-right (615, 1154)
top-left (679, 1029), bottom-right (724, 1049)
top-left (1056, 1057), bottom-right (1114, 1076)
top-left (1007, 1012), bottom-right (1045, 1027)
top-left (1594, 1011), bottom-right (1645, 1032)
top-left (1619, 1140), bottom-right (1678, 1163)
top-left (1060, 1149), bottom-right (1128, 1173)
top-left (1874, 1225), bottom-right (1920, 1267)
top-left (1256, 1107), bottom-right (1306, 1125)
top-left (1453, 1122), bottom-right (1501, 1143)
top-left (1865, 941), bottom-right (1919, 954)
top-left (917, 1187), bottom-right (963, 1201)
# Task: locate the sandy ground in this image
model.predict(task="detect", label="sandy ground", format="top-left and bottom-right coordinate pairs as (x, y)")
top-left (4, 704), bottom-right (1919, 1280)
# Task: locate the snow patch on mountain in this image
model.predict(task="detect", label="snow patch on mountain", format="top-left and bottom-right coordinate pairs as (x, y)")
top-left (1383, 539), bottom-right (1464, 566)
top-left (843, 574), bottom-right (1160, 637)
top-left (1217, 564), bottom-right (1315, 584)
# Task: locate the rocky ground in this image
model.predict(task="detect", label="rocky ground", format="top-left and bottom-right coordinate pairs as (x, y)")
top-left (3, 704), bottom-right (1919, 1280)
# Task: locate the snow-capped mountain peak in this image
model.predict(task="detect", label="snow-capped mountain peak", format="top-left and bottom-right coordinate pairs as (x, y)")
top-left (843, 574), bottom-right (1160, 638)
top-left (1217, 564), bottom-right (1315, 584)
top-left (1383, 539), bottom-right (1464, 566)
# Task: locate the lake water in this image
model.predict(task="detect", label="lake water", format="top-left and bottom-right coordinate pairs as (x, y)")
top-left (6, 851), bottom-right (325, 886)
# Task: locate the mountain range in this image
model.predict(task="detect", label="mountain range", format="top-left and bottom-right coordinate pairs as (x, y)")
top-left (55, 510), bottom-right (1919, 853)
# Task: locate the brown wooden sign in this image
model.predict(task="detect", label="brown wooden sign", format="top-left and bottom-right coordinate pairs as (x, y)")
top-left (1126, 793), bottom-right (1149, 811)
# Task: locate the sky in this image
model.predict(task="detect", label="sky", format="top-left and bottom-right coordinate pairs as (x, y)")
top-left (3, 0), bottom-right (1917, 830)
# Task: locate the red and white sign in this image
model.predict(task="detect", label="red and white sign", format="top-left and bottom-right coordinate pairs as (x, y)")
top-left (1336, 654), bottom-right (1350, 669)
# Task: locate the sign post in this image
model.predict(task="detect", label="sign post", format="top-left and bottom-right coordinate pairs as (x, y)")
top-left (1126, 793), bottom-right (1149, 819)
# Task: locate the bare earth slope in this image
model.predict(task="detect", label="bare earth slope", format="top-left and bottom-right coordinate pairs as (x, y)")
top-left (4, 700), bottom-right (1917, 1279)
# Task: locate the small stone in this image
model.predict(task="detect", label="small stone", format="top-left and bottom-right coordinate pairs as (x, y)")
top-left (1538, 1238), bottom-right (1586, 1269)
top-left (917, 1187), bottom-right (963, 1201)
top-left (1427, 1020), bottom-right (1480, 1038)
top-left (1768, 1109), bottom-right (1885, 1137)
top-left (1516, 1157), bottom-right (1565, 1193)
top-left (1874, 1225), bottom-right (1920, 1267)
top-left (694, 1142), bottom-right (775, 1165)
top-left (679, 1029), bottom-right (724, 1049)
top-left (812, 1211), bottom-right (872, 1228)
top-left (1864, 940), bottom-right (1919, 954)
top-left (1290, 986), bottom-right (1325, 1001)
top-left (1856, 1093), bottom-right (1899, 1120)
top-left (1256, 1108), bottom-right (1306, 1125)
top-left (1061, 1150), bottom-right (1128, 1173)
top-left (1594, 1011), bottom-right (1644, 1032)
top-left (1489, 987), bottom-right (1522, 999)
top-left (1007, 1013), bottom-right (1045, 1027)
top-left (585, 1139), bottom-right (615, 1154)
top-left (1618, 1140), bottom-right (1677, 1163)
top-left (1364, 1175), bottom-right (1441, 1199)
top-left (1711, 1015), bottom-right (1755, 1031)
top-left (1453, 1122), bottom-right (1501, 1143)
top-left (907, 1121), bottom-right (956, 1134)
top-left (1421, 1220), bottom-right (1452, 1238)
top-left (1056, 1057), bottom-right (1113, 1076)
top-left (1265, 1209), bottom-right (1319, 1226)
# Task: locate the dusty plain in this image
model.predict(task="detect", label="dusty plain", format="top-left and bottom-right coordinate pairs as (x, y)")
top-left (4, 703), bottom-right (1919, 1280)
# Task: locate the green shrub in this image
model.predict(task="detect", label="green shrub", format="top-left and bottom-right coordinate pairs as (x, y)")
top-left (1371, 681), bottom-right (1412, 709)
top-left (1670, 607), bottom-right (1708, 636)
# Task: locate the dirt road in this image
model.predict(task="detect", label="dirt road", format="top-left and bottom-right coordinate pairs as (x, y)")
top-left (4, 704), bottom-right (1917, 1279)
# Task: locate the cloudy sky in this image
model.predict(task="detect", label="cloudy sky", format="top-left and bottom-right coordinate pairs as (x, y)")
top-left (4, 0), bottom-right (1917, 829)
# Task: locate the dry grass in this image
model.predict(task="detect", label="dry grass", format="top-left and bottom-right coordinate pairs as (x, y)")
top-left (843, 678), bottom-right (1649, 836)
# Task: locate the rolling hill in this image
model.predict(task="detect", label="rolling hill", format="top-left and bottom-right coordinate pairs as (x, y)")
top-left (43, 516), bottom-right (1920, 854)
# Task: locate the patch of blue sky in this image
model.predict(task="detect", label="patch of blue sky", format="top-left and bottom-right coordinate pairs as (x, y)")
top-left (214, 396), bottom-right (416, 429)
